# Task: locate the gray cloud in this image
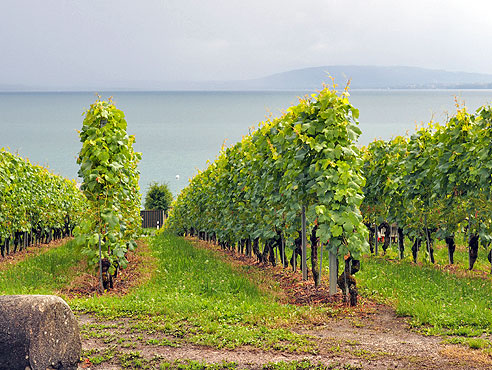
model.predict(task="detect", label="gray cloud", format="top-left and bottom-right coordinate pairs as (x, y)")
top-left (1, 0), bottom-right (491, 88)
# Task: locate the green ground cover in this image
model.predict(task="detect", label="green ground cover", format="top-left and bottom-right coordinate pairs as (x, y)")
top-left (0, 240), bottom-right (84, 295)
top-left (357, 252), bottom-right (492, 344)
top-left (86, 356), bottom-right (360, 370)
top-left (71, 232), bottom-right (323, 352)
top-left (3, 231), bottom-right (492, 358)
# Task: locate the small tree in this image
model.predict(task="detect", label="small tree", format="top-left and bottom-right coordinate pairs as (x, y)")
top-left (145, 182), bottom-right (173, 214)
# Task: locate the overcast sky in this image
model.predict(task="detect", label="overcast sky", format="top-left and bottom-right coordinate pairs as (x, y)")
top-left (1, 0), bottom-right (492, 88)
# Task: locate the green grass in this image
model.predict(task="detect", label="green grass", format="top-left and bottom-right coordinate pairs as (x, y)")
top-left (86, 357), bottom-right (361, 370)
top-left (0, 233), bottom-right (321, 352)
top-left (83, 353), bottom-right (361, 370)
top-left (443, 336), bottom-right (492, 350)
top-left (355, 235), bottom-right (492, 338)
top-left (71, 232), bottom-right (321, 352)
top-left (6, 230), bottom-right (492, 355)
top-left (158, 359), bottom-right (360, 370)
top-left (262, 360), bottom-right (361, 370)
top-left (357, 255), bottom-right (492, 336)
top-left (0, 240), bottom-right (84, 294)
top-left (158, 360), bottom-right (239, 370)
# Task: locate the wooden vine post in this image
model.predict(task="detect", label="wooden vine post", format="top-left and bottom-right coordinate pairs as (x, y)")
top-left (98, 233), bottom-right (104, 293)
top-left (293, 247), bottom-right (297, 272)
top-left (424, 214), bottom-right (433, 263)
top-left (281, 236), bottom-right (285, 267)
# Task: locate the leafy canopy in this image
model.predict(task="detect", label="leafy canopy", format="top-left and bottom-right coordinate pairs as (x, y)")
top-left (166, 86), bottom-right (368, 259)
top-left (74, 98), bottom-right (141, 273)
top-left (145, 182), bottom-right (173, 213)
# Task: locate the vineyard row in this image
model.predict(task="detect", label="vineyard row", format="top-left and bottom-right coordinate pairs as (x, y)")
top-left (0, 149), bottom-right (87, 257)
top-left (166, 87), bottom-right (492, 304)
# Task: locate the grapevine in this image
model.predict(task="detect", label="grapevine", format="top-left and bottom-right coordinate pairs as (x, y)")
top-left (74, 98), bottom-right (141, 289)
top-left (361, 103), bottom-right (492, 269)
top-left (0, 149), bottom-right (86, 256)
top-left (166, 86), bottom-right (369, 288)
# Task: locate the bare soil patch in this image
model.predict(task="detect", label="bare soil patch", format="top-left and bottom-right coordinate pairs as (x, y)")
top-left (78, 306), bottom-right (490, 370)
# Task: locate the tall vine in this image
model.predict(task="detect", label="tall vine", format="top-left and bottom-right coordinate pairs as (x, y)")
top-left (74, 98), bottom-right (141, 289)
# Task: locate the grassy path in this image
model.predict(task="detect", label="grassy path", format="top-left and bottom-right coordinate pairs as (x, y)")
top-left (0, 239), bottom-right (84, 295)
top-left (1, 233), bottom-right (492, 368)
top-left (73, 233), bottom-right (320, 353)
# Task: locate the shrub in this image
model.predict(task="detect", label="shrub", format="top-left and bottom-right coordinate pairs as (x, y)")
top-left (145, 182), bottom-right (173, 214)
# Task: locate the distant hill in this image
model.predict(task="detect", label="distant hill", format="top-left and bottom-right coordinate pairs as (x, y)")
top-left (229, 66), bottom-right (492, 90)
top-left (3, 66), bottom-right (492, 92)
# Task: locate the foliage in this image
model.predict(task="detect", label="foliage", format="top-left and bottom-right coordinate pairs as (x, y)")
top-left (144, 182), bottom-right (173, 213)
top-left (360, 136), bottom-right (407, 226)
top-left (361, 103), bottom-right (492, 261)
top-left (166, 86), bottom-right (368, 260)
top-left (74, 98), bottom-right (142, 274)
top-left (0, 149), bottom-right (86, 243)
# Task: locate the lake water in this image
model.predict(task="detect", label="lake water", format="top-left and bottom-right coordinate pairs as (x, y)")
top-left (1, 90), bottom-right (491, 197)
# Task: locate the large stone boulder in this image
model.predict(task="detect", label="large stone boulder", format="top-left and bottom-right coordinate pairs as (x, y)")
top-left (0, 295), bottom-right (81, 370)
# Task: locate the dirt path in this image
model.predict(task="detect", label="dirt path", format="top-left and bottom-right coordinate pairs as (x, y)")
top-left (77, 303), bottom-right (491, 370)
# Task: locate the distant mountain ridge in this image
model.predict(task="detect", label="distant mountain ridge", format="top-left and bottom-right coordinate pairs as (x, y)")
top-left (233, 65), bottom-right (492, 90)
top-left (3, 66), bottom-right (492, 91)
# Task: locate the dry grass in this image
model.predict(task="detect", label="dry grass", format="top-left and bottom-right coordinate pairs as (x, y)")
top-left (440, 345), bottom-right (492, 366)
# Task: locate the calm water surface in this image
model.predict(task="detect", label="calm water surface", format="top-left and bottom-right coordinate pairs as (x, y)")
top-left (1, 90), bottom-right (491, 196)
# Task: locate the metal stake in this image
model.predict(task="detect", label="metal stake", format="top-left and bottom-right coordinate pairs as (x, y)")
top-left (301, 205), bottom-right (307, 280)
top-left (99, 233), bottom-right (104, 293)
top-left (329, 250), bottom-right (337, 295)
